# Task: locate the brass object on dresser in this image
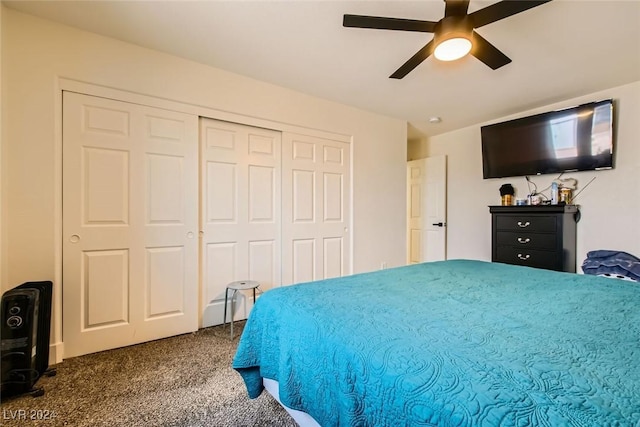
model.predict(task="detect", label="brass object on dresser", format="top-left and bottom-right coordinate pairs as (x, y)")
top-left (489, 205), bottom-right (579, 272)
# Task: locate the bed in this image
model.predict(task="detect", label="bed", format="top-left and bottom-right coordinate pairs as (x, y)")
top-left (232, 260), bottom-right (640, 426)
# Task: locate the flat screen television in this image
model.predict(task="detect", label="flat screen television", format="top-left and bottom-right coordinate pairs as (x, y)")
top-left (481, 99), bottom-right (614, 179)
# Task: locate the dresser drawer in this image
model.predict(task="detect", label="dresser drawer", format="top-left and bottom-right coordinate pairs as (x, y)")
top-left (495, 247), bottom-right (561, 270)
top-left (495, 231), bottom-right (557, 250)
top-left (495, 215), bottom-right (556, 233)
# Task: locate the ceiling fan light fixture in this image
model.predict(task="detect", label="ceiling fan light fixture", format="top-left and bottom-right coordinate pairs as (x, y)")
top-left (434, 36), bottom-right (472, 61)
top-left (433, 15), bottom-right (473, 62)
top-left (343, 0), bottom-right (552, 78)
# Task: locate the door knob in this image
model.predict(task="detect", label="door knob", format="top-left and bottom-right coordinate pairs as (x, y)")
top-left (432, 222), bottom-right (445, 227)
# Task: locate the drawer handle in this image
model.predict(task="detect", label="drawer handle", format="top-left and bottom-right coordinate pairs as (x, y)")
top-left (517, 237), bottom-right (531, 244)
top-left (517, 253), bottom-right (531, 260)
top-left (517, 221), bottom-right (531, 228)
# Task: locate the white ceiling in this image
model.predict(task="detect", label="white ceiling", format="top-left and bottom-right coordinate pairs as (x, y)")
top-left (5, 0), bottom-right (640, 138)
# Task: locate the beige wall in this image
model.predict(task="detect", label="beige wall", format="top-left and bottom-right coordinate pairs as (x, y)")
top-left (407, 137), bottom-right (429, 161)
top-left (1, 8), bottom-right (408, 359)
top-left (422, 81), bottom-right (640, 266)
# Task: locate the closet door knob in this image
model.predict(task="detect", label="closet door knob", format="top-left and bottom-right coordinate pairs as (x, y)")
top-left (69, 235), bottom-right (81, 243)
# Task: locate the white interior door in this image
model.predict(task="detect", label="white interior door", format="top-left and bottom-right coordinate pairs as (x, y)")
top-left (407, 156), bottom-right (447, 263)
top-left (407, 159), bottom-right (425, 264)
top-left (282, 133), bottom-right (350, 285)
top-left (200, 118), bottom-right (281, 327)
top-left (63, 92), bottom-right (199, 358)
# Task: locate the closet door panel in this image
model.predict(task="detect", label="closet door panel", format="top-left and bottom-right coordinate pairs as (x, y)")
top-left (282, 133), bottom-right (350, 286)
top-left (63, 92), bottom-right (198, 358)
top-left (200, 119), bottom-right (281, 328)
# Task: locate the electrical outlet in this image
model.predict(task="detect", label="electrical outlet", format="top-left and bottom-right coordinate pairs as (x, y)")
top-left (380, 262), bottom-right (387, 270)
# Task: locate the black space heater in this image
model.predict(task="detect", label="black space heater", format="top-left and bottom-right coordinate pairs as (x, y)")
top-left (1, 281), bottom-right (55, 399)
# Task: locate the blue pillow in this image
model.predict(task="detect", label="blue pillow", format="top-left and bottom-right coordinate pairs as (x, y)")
top-left (581, 250), bottom-right (640, 282)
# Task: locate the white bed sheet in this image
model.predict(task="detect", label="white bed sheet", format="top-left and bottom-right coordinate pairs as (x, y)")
top-left (263, 378), bottom-right (321, 427)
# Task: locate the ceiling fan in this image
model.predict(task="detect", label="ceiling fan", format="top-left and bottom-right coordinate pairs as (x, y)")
top-left (343, 0), bottom-right (552, 79)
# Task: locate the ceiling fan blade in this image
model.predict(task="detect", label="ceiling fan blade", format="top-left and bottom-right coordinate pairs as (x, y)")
top-left (390, 40), bottom-right (435, 79)
top-left (343, 14), bottom-right (437, 33)
top-left (470, 32), bottom-right (511, 70)
top-left (469, 0), bottom-right (552, 28)
top-left (444, 0), bottom-right (470, 17)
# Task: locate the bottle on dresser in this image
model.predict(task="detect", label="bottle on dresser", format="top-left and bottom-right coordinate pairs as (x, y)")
top-left (551, 182), bottom-right (558, 205)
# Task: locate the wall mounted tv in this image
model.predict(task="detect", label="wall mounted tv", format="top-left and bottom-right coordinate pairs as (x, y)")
top-left (481, 99), bottom-right (614, 179)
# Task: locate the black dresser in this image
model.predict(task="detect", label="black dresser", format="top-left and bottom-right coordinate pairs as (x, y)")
top-left (489, 205), bottom-right (579, 272)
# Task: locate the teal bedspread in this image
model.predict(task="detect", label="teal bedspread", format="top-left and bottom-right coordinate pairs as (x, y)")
top-left (232, 260), bottom-right (640, 426)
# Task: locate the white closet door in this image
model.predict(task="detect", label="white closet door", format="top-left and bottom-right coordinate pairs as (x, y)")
top-left (63, 92), bottom-right (198, 358)
top-left (282, 133), bottom-right (350, 285)
top-left (200, 118), bottom-right (281, 327)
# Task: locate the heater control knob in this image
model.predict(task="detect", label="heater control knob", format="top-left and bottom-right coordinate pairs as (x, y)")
top-left (7, 315), bottom-right (23, 328)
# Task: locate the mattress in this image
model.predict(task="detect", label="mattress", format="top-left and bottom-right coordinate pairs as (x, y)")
top-left (233, 259), bottom-right (640, 426)
top-left (263, 378), bottom-right (320, 427)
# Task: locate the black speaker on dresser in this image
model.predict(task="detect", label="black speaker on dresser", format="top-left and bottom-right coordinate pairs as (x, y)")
top-left (1, 281), bottom-right (54, 399)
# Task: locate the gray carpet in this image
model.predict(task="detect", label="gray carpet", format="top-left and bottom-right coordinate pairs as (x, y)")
top-left (0, 323), bottom-right (298, 427)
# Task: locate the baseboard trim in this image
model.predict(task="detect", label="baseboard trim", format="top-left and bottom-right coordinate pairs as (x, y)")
top-left (49, 341), bottom-right (64, 365)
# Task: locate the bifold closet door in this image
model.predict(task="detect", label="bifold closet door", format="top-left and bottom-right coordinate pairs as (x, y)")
top-left (62, 92), bottom-right (198, 358)
top-left (282, 133), bottom-right (350, 285)
top-left (200, 118), bottom-right (281, 328)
